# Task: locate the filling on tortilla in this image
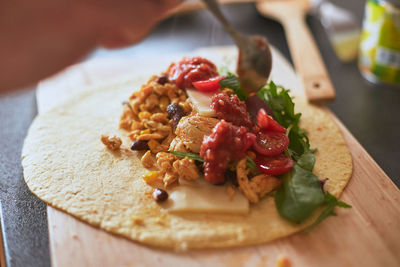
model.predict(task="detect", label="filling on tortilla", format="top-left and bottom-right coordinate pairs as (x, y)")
top-left (101, 56), bottom-right (351, 227)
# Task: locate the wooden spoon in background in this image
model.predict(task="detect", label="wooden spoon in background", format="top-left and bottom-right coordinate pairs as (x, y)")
top-left (256, 0), bottom-right (336, 103)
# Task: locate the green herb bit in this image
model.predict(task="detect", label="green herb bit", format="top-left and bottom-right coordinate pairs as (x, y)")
top-left (307, 193), bottom-right (352, 232)
top-left (218, 74), bottom-right (249, 101)
top-left (170, 151), bottom-right (204, 162)
top-left (246, 156), bottom-right (258, 172)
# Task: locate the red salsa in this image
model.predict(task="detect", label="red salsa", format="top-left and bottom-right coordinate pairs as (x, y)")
top-left (200, 120), bottom-right (255, 184)
top-left (210, 92), bottom-right (255, 131)
top-left (168, 57), bottom-right (218, 89)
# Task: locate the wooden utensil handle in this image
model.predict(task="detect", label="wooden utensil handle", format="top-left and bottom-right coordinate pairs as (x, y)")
top-left (281, 13), bottom-right (336, 102)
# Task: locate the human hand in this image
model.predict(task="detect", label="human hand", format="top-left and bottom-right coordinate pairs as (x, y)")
top-left (0, 0), bottom-right (180, 92)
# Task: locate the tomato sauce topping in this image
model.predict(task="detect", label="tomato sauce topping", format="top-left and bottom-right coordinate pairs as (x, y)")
top-left (200, 120), bottom-right (255, 184)
top-left (210, 92), bottom-right (256, 131)
top-left (168, 57), bottom-right (218, 89)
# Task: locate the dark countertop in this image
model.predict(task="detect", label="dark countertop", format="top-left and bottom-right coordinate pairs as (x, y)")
top-left (0, 1), bottom-right (399, 267)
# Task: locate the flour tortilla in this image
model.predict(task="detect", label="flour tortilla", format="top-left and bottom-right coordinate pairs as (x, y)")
top-left (21, 78), bottom-right (352, 249)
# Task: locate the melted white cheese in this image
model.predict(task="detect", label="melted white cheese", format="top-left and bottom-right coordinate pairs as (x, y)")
top-left (186, 89), bottom-right (216, 117)
top-left (163, 179), bottom-right (249, 214)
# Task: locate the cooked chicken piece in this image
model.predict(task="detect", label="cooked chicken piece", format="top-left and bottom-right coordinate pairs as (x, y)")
top-left (163, 171), bottom-right (178, 187)
top-left (236, 159), bottom-right (282, 203)
top-left (156, 152), bottom-right (180, 187)
top-left (173, 158), bottom-right (199, 180)
top-left (169, 137), bottom-right (189, 152)
top-left (156, 152), bottom-right (176, 171)
top-left (119, 105), bottom-right (136, 130)
top-left (175, 115), bottom-right (219, 153)
top-left (100, 135), bottom-right (122, 151)
top-left (250, 174), bottom-right (282, 199)
top-left (236, 159), bottom-right (259, 203)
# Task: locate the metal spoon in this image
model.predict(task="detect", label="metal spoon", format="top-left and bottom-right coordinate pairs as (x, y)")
top-left (202, 0), bottom-right (272, 93)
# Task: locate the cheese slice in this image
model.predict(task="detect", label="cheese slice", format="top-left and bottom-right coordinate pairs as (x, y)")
top-left (163, 179), bottom-right (249, 215)
top-left (186, 89), bottom-right (216, 117)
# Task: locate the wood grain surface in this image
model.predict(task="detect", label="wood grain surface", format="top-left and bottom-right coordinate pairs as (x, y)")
top-left (37, 48), bottom-right (400, 267)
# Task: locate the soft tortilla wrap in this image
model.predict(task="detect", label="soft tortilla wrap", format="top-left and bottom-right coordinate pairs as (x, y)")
top-left (21, 79), bottom-right (352, 249)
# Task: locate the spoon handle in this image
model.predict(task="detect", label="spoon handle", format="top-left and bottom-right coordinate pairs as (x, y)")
top-left (202, 0), bottom-right (244, 45)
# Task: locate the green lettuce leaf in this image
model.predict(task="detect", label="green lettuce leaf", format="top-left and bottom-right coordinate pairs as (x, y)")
top-left (219, 74), bottom-right (249, 101)
top-left (275, 164), bottom-right (325, 222)
top-left (307, 193), bottom-right (352, 231)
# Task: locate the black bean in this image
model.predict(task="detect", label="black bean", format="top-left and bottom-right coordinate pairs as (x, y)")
top-left (167, 104), bottom-right (185, 127)
top-left (167, 103), bottom-right (184, 118)
top-left (225, 169), bottom-right (238, 186)
top-left (153, 188), bottom-right (168, 202)
top-left (130, 140), bottom-right (149, 151)
top-left (155, 74), bottom-right (169, 85)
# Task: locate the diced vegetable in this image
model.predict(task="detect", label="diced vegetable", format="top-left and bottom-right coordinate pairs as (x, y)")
top-left (192, 76), bottom-right (226, 92)
top-left (257, 109), bottom-right (286, 133)
top-left (142, 171), bottom-right (161, 184)
top-left (253, 131), bottom-right (289, 156)
top-left (255, 153), bottom-right (294, 176)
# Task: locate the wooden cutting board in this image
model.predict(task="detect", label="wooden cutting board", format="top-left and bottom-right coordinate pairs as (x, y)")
top-left (37, 47), bottom-right (400, 267)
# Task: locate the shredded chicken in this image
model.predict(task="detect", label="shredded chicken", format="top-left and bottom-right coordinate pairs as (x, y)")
top-left (156, 152), bottom-right (176, 171)
top-left (173, 158), bottom-right (199, 180)
top-left (169, 137), bottom-right (189, 152)
top-left (163, 171), bottom-right (178, 187)
top-left (100, 135), bottom-right (122, 151)
top-left (119, 105), bottom-right (136, 130)
top-left (174, 115), bottom-right (219, 153)
top-left (236, 159), bottom-right (282, 203)
top-left (236, 159), bottom-right (259, 203)
top-left (250, 174), bottom-right (282, 199)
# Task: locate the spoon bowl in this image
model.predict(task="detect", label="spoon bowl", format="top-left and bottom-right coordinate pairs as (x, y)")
top-left (236, 35), bottom-right (272, 93)
top-left (202, 0), bottom-right (272, 93)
